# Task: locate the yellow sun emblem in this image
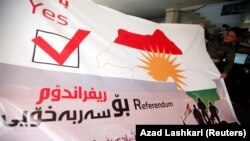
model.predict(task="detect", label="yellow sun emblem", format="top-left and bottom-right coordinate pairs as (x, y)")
top-left (138, 47), bottom-right (186, 90)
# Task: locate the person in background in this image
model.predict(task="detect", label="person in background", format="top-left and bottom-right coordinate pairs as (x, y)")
top-left (200, 22), bottom-right (240, 79)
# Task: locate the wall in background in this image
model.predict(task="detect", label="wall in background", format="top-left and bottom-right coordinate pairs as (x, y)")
top-left (197, 1), bottom-right (246, 28)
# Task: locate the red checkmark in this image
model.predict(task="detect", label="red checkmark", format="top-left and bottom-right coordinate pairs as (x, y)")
top-left (32, 29), bottom-right (90, 65)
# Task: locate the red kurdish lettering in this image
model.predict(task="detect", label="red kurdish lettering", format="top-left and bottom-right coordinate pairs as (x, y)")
top-left (59, 0), bottom-right (69, 9)
top-left (32, 29), bottom-right (90, 65)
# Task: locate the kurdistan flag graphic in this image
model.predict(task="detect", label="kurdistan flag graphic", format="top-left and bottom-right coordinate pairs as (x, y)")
top-left (98, 28), bottom-right (220, 105)
top-left (183, 103), bottom-right (192, 121)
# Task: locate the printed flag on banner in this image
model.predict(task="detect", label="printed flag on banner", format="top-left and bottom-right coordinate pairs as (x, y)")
top-left (0, 0), bottom-right (239, 140)
top-left (183, 103), bottom-right (192, 121)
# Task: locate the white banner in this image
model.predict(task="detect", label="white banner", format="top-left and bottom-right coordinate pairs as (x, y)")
top-left (0, 0), bottom-right (238, 140)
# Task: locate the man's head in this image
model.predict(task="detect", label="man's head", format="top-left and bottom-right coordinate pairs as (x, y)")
top-left (223, 27), bottom-right (240, 43)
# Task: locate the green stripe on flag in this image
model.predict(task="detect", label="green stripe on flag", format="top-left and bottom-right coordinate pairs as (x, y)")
top-left (186, 88), bottom-right (220, 107)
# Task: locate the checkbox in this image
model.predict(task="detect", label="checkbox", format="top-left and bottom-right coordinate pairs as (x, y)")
top-left (32, 29), bottom-right (80, 68)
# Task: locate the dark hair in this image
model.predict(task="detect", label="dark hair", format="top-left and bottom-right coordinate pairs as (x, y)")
top-left (228, 27), bottom-right (240, 38)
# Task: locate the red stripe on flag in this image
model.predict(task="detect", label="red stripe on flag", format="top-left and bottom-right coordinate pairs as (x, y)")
top-left (114, 29), bottom-right (182, 55)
